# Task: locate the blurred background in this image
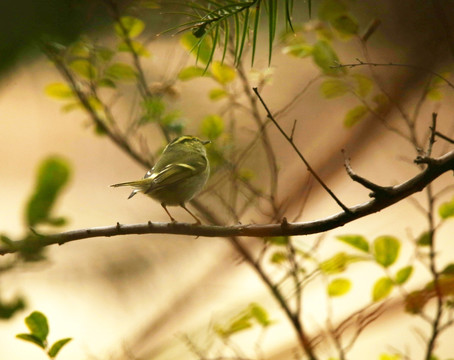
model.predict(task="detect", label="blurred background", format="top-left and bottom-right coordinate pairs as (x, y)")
top-left (1, 1), bottom-right (454, 359)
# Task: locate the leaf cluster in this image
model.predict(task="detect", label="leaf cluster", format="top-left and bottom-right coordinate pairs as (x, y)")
top-left (16, 311), bottom-right (72, 359)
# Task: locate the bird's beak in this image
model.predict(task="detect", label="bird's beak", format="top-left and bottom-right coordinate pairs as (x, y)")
top-left (202, 140), bottom-right (211, 145)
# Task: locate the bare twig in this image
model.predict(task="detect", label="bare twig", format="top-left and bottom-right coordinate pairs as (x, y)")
top-left (253, 87), bottom-right (351, 213)
top-left (435, 131), bottom-right (454, 144)
top-left (333, 59), bottom-right (454, 90)
top-left (342, 150), bottom-right (393, 197)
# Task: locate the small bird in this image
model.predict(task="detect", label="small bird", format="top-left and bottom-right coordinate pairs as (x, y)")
top-left (111, 135), bottom-right (210, 224)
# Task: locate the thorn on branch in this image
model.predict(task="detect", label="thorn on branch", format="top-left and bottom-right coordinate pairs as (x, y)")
top-left (116, 222), bottom-right (121, 231)
top-left (281, 217), bottom-right (289, 229)
top-left (342, 150), bottom-right (392, 198)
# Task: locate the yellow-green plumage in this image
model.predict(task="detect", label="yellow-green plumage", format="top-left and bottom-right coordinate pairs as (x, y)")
top-left (111, 136), bottom-right (210, 224)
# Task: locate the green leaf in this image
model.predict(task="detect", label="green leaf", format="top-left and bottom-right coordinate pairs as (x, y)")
top-left (69, 59), bottom-right (97, 79)
top-left (327, 278), bottom-right (351, 297)
top-left (200, 114), bottom-right (224, 140)
top-left (98, 78), bottom-right (116, 88)
top-left (379, 354), bottom-right (401, 360)
top-left (68, 41), bottom-right (89, 57)
top-left (336, 234), bottom-right (369, 253)
top-left (0, 296), bottom-right (26, 319)
top-left (235, 7), bottom-right (249, 67)
top-left (318, 0), bottom-right (347, 21)
top-left (441, 263), bottom-right (454, 276)
top-left (268, 0), bottom-right (278, 65)
top-left (115, 16), bottom-right (145, 38)
top-left (416, 231), bottom-right (431, 246)
top-left (343, 105), bottom-right (368, 128)
top-left (331, 14), bottom-right (359, 35)
top-left (141, 97), bottom-right (165, 123)
top-left (16, 333), bottom-right (45, 349)
top-left (178, 66), bottom-right (206, 81)
top-left (395, 266), bottom-right (413, 285)
top-left (211, 61), bottom-right (236, 84)
top-left (238, 168), bottom-right (255, 181)
top-left (215, 314), bottom-right (252, 338)
top-left (249, 303), bottom-right (272, 326)
top-left (265, 236), bottom-right (289, 246)
top-left (372, 277), bottom-right (394, 301)
top-left (427, 88), bottom-right (443, 101)
top-left (60, 102), bottom-right (82, 113)
top-left (181, 32), bottom-right (212, 65)
top-left (44, 83), bottom-right (74, 100)
top-left (251, 0), bottom-right (261, 66)
top-left (270, 251), bottom-right (287, 264)
top-left (312, 40), bottom-right (343, 75)
top-left (48, 338), bottom-right (72, 358)
top-left (372, 93), bottom-right (389, 112)
top-left (46, 217), bottom-right (67, 227)
top-left (352, 74), bottom-right (373, 97)
top-left (373, 235), bottom-right (400, 268)
top-left (105, 63), bottom-right (136, 81)
top-left (25, 311), bottom-right (49, 341)
top-left (320, 252), bottom-right (349, 274)
top-left (320, 79), bottom-right (350, 98)
top-left (117, 40), bottom-right (150, 57)
top-left (26, 156), bottom-right (71, 227)
top-left (209, 88), bottom-right (228, 101)
top-left (95, 47), bottom-right (115, 62)
top-left (439, 197), bottom-right (454, 219)
top-left (282, 43), bottom-right (314, 58)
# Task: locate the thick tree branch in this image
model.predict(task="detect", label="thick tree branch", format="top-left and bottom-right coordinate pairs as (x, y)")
top-left (2, 150), bottom-right (453, 255)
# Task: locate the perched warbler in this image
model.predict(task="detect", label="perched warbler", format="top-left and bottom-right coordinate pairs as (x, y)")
top-left (111, 135), bottom-right (210, 224)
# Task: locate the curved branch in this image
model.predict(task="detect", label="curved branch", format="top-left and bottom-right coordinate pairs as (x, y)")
top-left (2, 150), bottom-right (453, 256)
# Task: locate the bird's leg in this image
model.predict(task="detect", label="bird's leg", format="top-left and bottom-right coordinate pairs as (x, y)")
top-left (180, 203), bottom-right (202, 225)
top-left (161, 203), bottom-right (176, 222)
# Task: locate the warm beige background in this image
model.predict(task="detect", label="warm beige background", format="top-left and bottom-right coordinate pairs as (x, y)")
top-left (1, 2), bottom-right (454, 359)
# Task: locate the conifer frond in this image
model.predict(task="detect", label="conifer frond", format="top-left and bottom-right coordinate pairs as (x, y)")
top-left (163, 0), bottom-right (306, 67)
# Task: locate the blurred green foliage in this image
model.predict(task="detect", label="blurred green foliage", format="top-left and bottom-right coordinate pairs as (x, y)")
top-left (26, 156), bottom-right (71, 228)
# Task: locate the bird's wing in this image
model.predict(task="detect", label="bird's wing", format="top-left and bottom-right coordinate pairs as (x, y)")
top-left (152, 154), bottom-right (208, 186)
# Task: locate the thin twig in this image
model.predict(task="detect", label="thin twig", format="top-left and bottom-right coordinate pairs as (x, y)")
top-left (252, 87), bottom-right (351, 213)
top-left (333, 59), bottom-right (454, 90)
top-left (435, 131), bottom-right (454, 144)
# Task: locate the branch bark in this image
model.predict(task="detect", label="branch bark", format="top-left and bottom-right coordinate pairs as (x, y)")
top-left (2, 150), bottom-right (453, 256)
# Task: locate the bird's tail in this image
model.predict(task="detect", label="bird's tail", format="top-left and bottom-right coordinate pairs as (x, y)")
top-left (110, 180), bottom-right (145, 188)
top-left (110, 179), bottom-right (153, 199)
